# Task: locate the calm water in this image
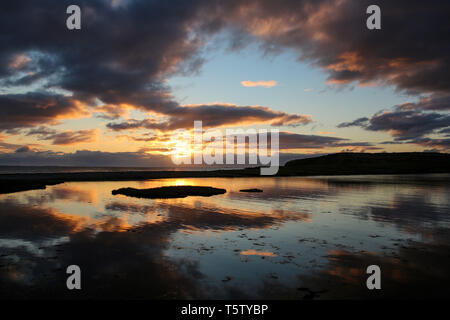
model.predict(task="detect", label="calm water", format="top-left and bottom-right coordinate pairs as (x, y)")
top-left (0, 175), bottom-right (449, 299)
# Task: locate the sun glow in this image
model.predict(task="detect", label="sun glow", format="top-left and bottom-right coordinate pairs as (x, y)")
top-left (169, 134), bottom-right (192, 159)
top-left (174, 179), bottom-right (189, 186)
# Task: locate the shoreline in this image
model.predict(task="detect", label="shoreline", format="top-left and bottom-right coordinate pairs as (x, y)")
top-left (1, 152), bottom-right (449, 194)
top-left (1, 168), bottom-right (449, 195)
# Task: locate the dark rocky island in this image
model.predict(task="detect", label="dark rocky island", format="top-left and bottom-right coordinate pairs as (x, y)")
top-left (240, 188), bottom-right (263, 192)
top-left (111, 186), bottom-right (227, 199)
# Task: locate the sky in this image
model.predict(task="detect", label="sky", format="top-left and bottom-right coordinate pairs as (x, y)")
top-left (0, 0), bottom-right (449, 166)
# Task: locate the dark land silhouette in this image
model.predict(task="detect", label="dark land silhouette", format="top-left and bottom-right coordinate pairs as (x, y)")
top-left (0, 152), bottom-right (448, 194)
top-left (112, 186), bottom-right (227, 199)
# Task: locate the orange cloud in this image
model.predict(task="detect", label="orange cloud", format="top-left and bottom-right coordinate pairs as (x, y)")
top-left (107, 103), bottom-right (312, 131)
top-left (241, 80), bottom-right (277, 88)
top-left (9, 54), bottom-right (31, 69)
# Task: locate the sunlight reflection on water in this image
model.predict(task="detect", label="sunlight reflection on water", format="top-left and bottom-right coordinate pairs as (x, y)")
top-left (0, 175), bottom-right (449, 299)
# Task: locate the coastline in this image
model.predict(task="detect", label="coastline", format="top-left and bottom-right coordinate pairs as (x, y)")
top-left (1, 152), bottom-right (449, 194)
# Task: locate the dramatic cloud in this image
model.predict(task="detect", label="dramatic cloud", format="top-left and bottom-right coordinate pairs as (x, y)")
top-left (216, 0), bottom-right (450, 95)
top-left (337, 85), bottom-right (449, 150)
top-left (367, 111), bottom-right (450, 140)
top-left (2, 0), bottom-right (321, 134)
top-left (0, 93), bottom-right (87, 132)
top-left (395, 94), bottom-right (450, 112)
top-left (339, 110), bottom-right (450, 141)
top-left (438, 127), bottom-right (450, 137)
top-left (1, 0), bottom-right (204, 103)
top-left (339, 100), bottom-right (450, 151)
top-left (409, 138), bottom-right (450, 151)
top-left (277, 132), bottom-right (379, 151)
top-left (0, 0), bottom-right (201, 134)
top-left (3, 0), bottom-right (450, 105)
top-left (182, 130), bottom-right (376, 151)
top-left (107, 103), bottom-right (312, 131)
top-left (241, 80), bottom-right (277, 88)
top-left (1, 0), bottom-right (449, 158)
top-left (337, 117), bottom-right (370, 129)
top-left (27, 128), bottom-right (98, 145)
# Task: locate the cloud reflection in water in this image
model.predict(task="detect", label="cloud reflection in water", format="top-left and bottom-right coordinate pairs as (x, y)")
top-left (0, 176), bottom-right (449, 299)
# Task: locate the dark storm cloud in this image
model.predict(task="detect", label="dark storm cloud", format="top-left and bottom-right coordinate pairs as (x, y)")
top-left (215, 0), bottom-right (450, 95)
top-left (2, 0), bottom-right (449, 144)
top-left (366, 111), bottom-right (450, 140)
top-left (438, 127), bottom-right (450, 137)
top-left (0, 92), bottom-right (86, 132)
top-left (395, 94), bottom-right (450, 112)
top-left (166, 104), bottom-right (311, 128)
top-left (0, 0), bottom-right (197, 130)
top-left (106, 118), bottom-right (164, 131)
top-left (2, 0), bottom-right (320, 132)
top-left (225, 130), bottom-right (378, 151)
top-left (107, 104), bottom-right (312, 131)
top-left (0, 52), bottom-right (62, 87)
top-left (6, 0), bottom-right (450, 96)
top-left (338, 104), bottom-right (450, 150)
top-left (337, 117), bottom-right (369, 128)
top-left (1, 0), bottom-right (204, 104)
top-left (339, 110), bottom-right (450, 141)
